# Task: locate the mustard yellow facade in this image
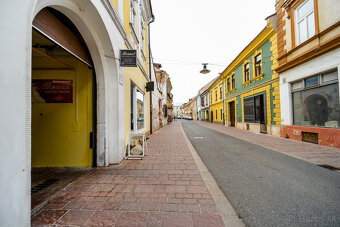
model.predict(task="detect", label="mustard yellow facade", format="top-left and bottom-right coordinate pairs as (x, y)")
top-left (123, 0), bottom-right (152, 140)
top-left (209, 79), bottom-right (224, 123)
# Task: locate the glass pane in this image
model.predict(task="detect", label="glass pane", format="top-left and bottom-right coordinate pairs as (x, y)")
top-left (298, 0), bottom-right (313, 20)
top-left (136, 90), bottom-right (144, 130)
top-left (298, 19), bottom-right (307, 44)
top-left (293, 83), bottom-right (340, 127)
top-left (307, 12), bottom-right (315, 38)
top-left (255, 54), bottom-right (261, 62)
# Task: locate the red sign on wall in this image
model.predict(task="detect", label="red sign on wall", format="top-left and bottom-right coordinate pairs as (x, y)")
top-left (32, 79), bottom-right (73, 103)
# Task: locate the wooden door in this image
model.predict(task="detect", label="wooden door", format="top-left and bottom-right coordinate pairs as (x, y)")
top-left (229, 101), bottom-right (235, 127)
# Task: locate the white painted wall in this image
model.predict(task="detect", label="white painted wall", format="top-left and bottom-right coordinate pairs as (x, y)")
top-left (0, 1), bottom-right (32, 226)
top-left (0, 0), bottom-right (128, 225)
top-left (280, 48), bottom-right (340, 125)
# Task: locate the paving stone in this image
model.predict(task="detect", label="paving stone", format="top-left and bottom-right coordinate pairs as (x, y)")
top-left (115, 211), bottom-right (148, 227)
top-left (31, 122), bottom-right (225, 226)
top-left (192, 213), bottom-right (224, 227)
top-left (162, 212), bottom-right (193, 227)
top-left (84, 210), bottom-right (120, 226)
top-left (56, 210), bottom-right (94, 225)
top-left (145, 212), bottom-right (163, 227)
top-left (165, 185), bottom-right (186, 193)
top-left (31, 210), bottom-right (67, 225)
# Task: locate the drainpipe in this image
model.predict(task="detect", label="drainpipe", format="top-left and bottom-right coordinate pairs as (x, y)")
top-left (148, 14), bottom-right (155, 134)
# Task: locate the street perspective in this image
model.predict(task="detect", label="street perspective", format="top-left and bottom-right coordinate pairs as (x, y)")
top-left (1, 0), bottom-right (340, 227)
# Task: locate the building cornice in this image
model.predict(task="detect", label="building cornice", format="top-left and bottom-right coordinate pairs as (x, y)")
top-left (221, 25), bottom-right (276, 79)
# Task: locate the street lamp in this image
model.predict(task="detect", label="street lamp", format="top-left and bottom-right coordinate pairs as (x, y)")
top-left (200, 63), bottom-right (210, 74)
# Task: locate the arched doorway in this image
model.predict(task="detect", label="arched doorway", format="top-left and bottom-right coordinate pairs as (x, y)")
top-left (31, 7), bottom-right (98, 211)
top-left (32, 7), bottom-right (96, 167)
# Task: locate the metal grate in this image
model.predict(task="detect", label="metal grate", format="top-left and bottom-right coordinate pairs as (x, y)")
top-left (31, 179), bottom-right (58, 194)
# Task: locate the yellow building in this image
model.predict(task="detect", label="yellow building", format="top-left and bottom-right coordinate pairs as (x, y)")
top-left (208, 77), bottom-right (224, 124)
top-left (221, 14), bottom-right (280, 136)
top-left (123, 0), bottom-right (154, 139)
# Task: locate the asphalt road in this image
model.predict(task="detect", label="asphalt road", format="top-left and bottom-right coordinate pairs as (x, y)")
top-left (182, 120), bottom-right (340, 227)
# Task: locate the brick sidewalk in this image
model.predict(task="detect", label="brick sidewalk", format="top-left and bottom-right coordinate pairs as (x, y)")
top-left (196, 121), bottom-right (340, 169)
top-left (31, 121), bottom-right (225, 227)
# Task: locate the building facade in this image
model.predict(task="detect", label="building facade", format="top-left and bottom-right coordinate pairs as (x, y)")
top-left (0, 0), bottom-right (154, 225)
top-left (199, 77), bottom-right (217, 122)
top-left (222, 14), bottom-right (280, 135)
top-left (209, 78), bottom-right (224, 124)
top-left (276, 0), bottom-right (340, 147)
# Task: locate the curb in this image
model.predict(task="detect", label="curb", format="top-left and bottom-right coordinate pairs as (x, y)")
top-left (180, 121), bottom-right (246, 227)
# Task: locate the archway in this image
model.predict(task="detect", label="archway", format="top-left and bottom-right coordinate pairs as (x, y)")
top-left (30, 0), bottom-right (121, 212)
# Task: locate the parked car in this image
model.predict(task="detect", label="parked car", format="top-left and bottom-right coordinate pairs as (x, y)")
top-left (187, 116), bottom-right (193, 120)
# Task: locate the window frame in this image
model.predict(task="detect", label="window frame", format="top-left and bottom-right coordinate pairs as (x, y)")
top-left (295, 0), bottom-right (315, 45)
top-left (291, 70), bottom-right (339, 127)
top-left (290, 0), bottom-right (319, 48)
top-left (130, 82), bottom-right (145, 133)
top-left (220, 108), bottom-right (223, 121)
top-left (253, 50), bottom-right (263, 78)
top-left (215, 109), bottom-right (218, 120)
top-left (243, 60), bottom-right (251, 86)
top-left (232, 74), bottom-right (235, 89)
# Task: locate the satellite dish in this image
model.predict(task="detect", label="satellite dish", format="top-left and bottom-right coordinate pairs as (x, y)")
top-left (200, 63), bottom-right (210, 74)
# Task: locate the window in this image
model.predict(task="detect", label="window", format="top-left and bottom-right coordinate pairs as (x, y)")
top-left (140, 12), bottom-right (146, 59)
top-left (254, 53), bottom-right (262, 77)
top-left (130, 0), bottom-right (137, 29)
top-left (232, 74), bottom-right (235, 89)
top-left (131, 83), bottom-right (145, 132)
top-left (215, 89), bottom-right (217, 101)
top-left (215, 109), bottom-right (218, 120)
top-left (220, 109), bottom-right (223, 121)
top-left (130, 0), bottom-right (138, 43)
top-left (295, 0), bottom-right (315, 45)
top-left (244, 62), bottom-right (250, 82)
top-left (292, 71), bottom-right (339, 128)
top-left (219, 86), bottom-right (222, 100)
top-left (227, 78), bottom-right (231, 92)
top-left (244, 95), bottom-right (265, 123)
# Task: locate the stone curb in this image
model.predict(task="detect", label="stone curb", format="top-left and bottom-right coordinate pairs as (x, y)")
top-left (180, 121), bottom-right (246, 227)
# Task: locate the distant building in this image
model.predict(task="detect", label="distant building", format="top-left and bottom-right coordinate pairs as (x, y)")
top-left (209, 77), bottom-right (224, 124)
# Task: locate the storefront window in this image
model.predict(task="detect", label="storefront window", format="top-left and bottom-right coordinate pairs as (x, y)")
top-left (293, 82), bottom-right (339, 128)
top-left (136, 89), bottom-right (144, 130)
top-left (131, 83), bottom-right (145, 132)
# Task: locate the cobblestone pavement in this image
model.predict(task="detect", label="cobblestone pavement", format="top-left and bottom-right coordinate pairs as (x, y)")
top-left (31, 121), bottom-right (225, 227)
top-left (196, 121), bottom-right (340, 169)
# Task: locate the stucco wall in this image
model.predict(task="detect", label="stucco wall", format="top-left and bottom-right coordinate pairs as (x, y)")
top-left (279, 48), bottom-right (340, 125)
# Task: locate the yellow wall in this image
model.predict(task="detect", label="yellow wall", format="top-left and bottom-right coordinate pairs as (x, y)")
top-left (209, 79), bottom-right (223, 122)
top-left (124, 67), bottom-right (150, 139)
top-left (32, 58), bottom-right (93, 167)
top-left (123, 0), bottom-right (130, 37)
top-left (112, 0), bottom-right (118, 9)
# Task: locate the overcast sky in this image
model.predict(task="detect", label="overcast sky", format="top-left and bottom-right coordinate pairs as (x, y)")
top-left (150, 0), bottom-right (275, 105)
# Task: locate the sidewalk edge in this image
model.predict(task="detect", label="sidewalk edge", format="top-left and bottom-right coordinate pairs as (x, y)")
top-left (180, 121), bottom-right (246, 227)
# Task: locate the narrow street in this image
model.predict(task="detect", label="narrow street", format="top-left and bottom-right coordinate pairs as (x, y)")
top-left (182, 120), bottom-right (340, 227)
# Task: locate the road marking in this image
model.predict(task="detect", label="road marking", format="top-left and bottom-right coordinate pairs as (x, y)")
top-left (194, 136), bottom-right (204, 139)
